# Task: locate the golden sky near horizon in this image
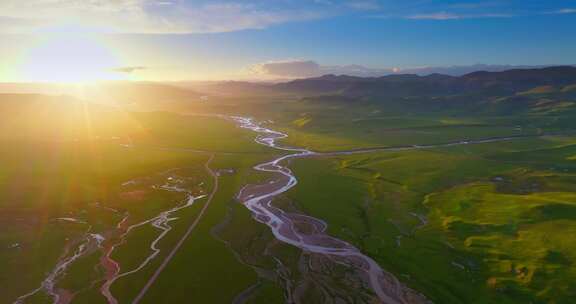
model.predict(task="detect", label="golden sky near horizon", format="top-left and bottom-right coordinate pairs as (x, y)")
top-left (15, 33), bottom-right (124, 83)
top-left (1, 29), bottom-right (203, 83)
top-left (1, 1), bottom-right (574, 83)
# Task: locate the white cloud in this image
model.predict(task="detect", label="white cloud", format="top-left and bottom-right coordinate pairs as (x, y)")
top-left (112, 66), bottom-right (148, 74)
top-left (346, 1), bottom-right (381, 11)
top-left (0, 0), bottom-right (327, 34)
top-left (398, 64), bottom-right (553, 75)
top-left (250, 60), bottom-right (558, 78)
top-left (555, 8), bottom-right (576, 14)
top-left (321, 64), bottom-right (394, 76)
top-left (251, 60), bottom-right (322, 77)
top-left (250, 60), bottom-right (394, 78)
top-left (1, 1), bottom-right (563, 34)
top-left (407, 12), bottom-right (512, 20)
top-left (447, 2), bottom-right (502, 10)
top-left (407, 12), bottom-right (461, 20)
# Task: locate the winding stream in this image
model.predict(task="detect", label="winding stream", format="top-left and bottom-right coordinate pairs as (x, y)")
top-left (14, 114), bottom-right (539, 303)
top-left (15, 233), bottom-right (105, 304)
top-left (230, 116), bottom-right (427, 304)
top-left (100, 190), bottom-right (205, 304)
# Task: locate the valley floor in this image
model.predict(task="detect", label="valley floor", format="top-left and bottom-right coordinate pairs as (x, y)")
top-left (3, 106), bottom-right (576, 303)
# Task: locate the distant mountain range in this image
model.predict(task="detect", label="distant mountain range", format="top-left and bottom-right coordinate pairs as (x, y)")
top-left (179, 65), bottom-right (576, 117)
top-left (198, 66), bottom-right (576, 98)
top-left (1, 66), bottom-right (575, 111)
top-left (2, 65), bottom-right (574, 142)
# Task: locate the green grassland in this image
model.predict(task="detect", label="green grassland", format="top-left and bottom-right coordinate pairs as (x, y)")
top-left (129, 112), bottom-right (269, 153)
top-left (135, 153), bottom-right (275, 303)
top-left (3, 87), bottom-right (576, 304)
top-left (0, 141), bottom-right (211, 301)
top-left (286, 135), bottom-right (576, 303)
top-left (235, 94), bottom-right (576, 303)
top-left (0, 99), bottom-right (273, 303)
top-left (242, 98), bottom-right (572, 152)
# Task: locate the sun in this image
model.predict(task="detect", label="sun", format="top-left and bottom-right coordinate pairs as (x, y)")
top-left (19, 31), bottom-right (125, 83)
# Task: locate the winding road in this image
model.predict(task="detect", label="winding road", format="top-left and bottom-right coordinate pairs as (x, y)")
top-left (99, 189), bottom-right (207, 304)
top-left (15, 114), bottom-right (553, 304)
top-left (131, 154), bottom-right (219, 304)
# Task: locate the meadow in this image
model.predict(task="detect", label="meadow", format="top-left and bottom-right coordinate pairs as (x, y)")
top-left (244, 99), bottom-right (557, 152)
top-left (286, 133), bottom-right (576, 303)
top-left (2, 86), bottom-right (576, 304)
top-left (0, 99), bottom-right (274, 303)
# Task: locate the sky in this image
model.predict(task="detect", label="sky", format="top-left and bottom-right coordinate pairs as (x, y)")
top-left (0, 0), bottom-right (575, 82)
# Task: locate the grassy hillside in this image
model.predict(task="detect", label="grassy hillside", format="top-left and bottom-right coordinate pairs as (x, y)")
top-left (286, 135), bottom-right (576, 303)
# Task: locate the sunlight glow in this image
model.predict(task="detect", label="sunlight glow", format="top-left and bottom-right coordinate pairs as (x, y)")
top-left (19, 30), bottom-right (125, 83)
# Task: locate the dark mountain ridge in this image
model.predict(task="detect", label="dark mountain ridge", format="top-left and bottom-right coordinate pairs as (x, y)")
top-left (269, 66), bottom-right (576, 98)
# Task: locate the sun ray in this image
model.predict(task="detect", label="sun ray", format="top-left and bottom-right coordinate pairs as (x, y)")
top-left (18, 31), bottom-right (125, 84)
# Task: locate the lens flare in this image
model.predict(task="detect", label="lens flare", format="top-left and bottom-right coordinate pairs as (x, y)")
top-left (19, 31), bottom-right (124, 83)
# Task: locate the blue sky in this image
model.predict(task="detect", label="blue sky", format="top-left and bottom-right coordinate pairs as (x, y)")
top-left (0, 0), bottom-right (575, 81)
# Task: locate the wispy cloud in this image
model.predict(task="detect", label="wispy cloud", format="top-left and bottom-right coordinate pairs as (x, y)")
top-left (251, 60), bottom-right (322, 77)
top-left (1, 1), bottom-right (573, 34)
top-left (407, 12), bottom-right (513, 20)
top-left (0, 0), bottom-right (331, 34)
top-left (407, 12), bottom-right (461, 20)
top-left (345, 1), bottom-right (381, 11)
top-left (250, 59), bottom-right (395, 78)
top-left (553, 8), bottom-right (576, 14)
top-left (112, 66), bottom-right (148, 74)
top-left (369, 1), bottom-right (572, 21)
top-left (248, 60), bottom-right (561, 78)
top-left (447, 2), bottom-right (503, 10)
